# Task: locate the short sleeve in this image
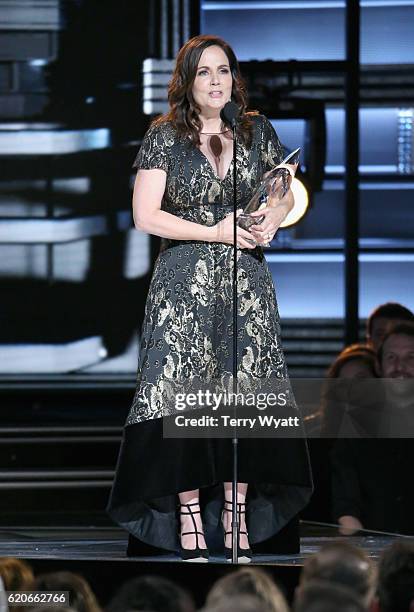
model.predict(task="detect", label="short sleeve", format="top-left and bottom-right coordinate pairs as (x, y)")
top-left (132, 122), bottom-right (171, 173)
top-left (260, 115), bottom-right (284, 172)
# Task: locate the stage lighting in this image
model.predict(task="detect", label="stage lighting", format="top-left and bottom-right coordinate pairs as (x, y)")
top-left (280, 176), bottom-right (309, 229)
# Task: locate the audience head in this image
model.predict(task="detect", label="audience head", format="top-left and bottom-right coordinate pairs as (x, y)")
top-left (378, 322), bottom-right (414, 379)
top-left (33, 572), bottom-right (100, 612)
top-left (0, 557), bottom-right (34, 590)
top-left (374, 540), bottom-right (414, 612)
top-left (106, 575), bottom-right (195, 612)
top-left (322, 346), bottom-right (379, 436)
top-left (367, 303), bottom-right (414, 352)
top-left (202, 594), bottom-right (269, 612)
top-left (299, 542), bottom-right (377, 607)
top-left (206, 567), bottom-right (289, 612)
top-left (294, 580), bottom-right (365, 612)
top-left (327, 344), bottom-right (378, 380)
top-left (30, 608), bottom-right (76, 612)
top-left (377, 322), bottom-right (414, 412)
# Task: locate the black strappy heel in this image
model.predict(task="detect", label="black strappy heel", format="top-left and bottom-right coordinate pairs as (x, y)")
top-left (222, 499), bottom-right (252, 563)
top-left (179, 502), bottom-right (209, 562)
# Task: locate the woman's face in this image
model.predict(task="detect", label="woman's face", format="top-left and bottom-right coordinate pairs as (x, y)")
top-left (192, 45), bottom-right (233, 117)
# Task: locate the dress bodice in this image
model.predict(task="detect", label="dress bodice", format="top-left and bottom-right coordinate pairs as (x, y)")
top-left (133, 114), bottom-right (283, 227)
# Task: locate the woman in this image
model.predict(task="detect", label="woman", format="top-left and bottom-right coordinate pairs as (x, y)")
top-left (320, 343), bottom-right (379, 438)
top-left (107, 35), bottom-right (312, 562)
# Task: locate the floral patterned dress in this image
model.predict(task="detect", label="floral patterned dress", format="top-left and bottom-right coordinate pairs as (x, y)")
top-left (107, 114), bottom-right (312, 554)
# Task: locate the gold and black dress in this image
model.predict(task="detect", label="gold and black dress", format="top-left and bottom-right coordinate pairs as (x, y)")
top-left (107, 114), bottom-right (312, 555)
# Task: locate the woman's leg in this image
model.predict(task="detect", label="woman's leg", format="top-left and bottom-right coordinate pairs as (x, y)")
top-left (223, 482), bottom-right (250, 549)
top-left (178, 489), bottom-right (207, 550)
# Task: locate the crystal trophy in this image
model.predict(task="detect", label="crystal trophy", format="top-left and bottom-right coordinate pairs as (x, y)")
top-left (237, 148), bottom-right (301, 239)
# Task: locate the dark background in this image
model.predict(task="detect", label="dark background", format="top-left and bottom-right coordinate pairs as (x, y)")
top-left (0, 0), bottom-right (413, 530)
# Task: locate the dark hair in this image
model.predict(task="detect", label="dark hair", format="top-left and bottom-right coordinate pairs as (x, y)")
top-left (106, 575), bottom-right (195, 612)
top-left (300, 542), bottom-right (376, 606)
top-left (319, 344), bottom-right (379, 436)
top-left (294, 581), bottom-right (365, 612)
top-left (377, 541), bottom-right (414, 612)
top-left (367, 302), bottom-right (414, 337)
top-left (34, 572), bottom-right (100, 612)
top-left (326, 343), bottom-right (378, 379)
top-left (377, 321), bottom-right (414, 363)
top-left (155, 35), bottom-right (256, 147)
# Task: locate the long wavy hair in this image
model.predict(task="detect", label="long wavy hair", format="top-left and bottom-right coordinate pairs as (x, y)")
top-left (155, 35), bottom-right (256, 147)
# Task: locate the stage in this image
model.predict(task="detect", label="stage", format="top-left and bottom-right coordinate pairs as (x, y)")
top-left (0, 523), bottom-right (403, 565)
top-left (1, 521), bottom-right (411, 607)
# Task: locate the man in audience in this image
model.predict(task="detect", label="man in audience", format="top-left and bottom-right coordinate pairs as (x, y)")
top-left (297, 542), bottom-right (376, 608)
top-left (366, 302), bottom-right (414, 352)
top-left (371, 541), bottom-right (414, 612)
top-left (331, 322), bottom-right (414, 535)
top-left (105, 575), bottom-right (195, 612)
top-left (293, 581), bottom-right (365, 612)
top-left (379, 322), bottom-right (414, 420)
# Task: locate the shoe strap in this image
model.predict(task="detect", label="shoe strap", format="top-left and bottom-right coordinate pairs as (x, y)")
top-left (180, 502), bottom-right (201, 515)
top-left (224, 529), bottom-right (248, 536)
top-left (223, 500), bottom-right (248, 541)
top-left (224, 500), bottom-right (246, 514)
top-left (180, 503), bottom-right (202, 548)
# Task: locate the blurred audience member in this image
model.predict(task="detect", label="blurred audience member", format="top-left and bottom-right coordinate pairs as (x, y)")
top-left (293, 580), bottom-right (365, 612)
top-left (106, 575), bottom-right (195, 612)
top-left (0, 558), bottom-right (34, 591)
top-left (30, 608), bottom-right (76, 612)
top-left (328, 344), bottom-right (378, 380)
top-left (319, 344), bottom-right (379, 438)
top-left (331, 323), bottom-right (414, 535)
top-left (206, 567), bottom-right (289, 612)
top-left (33, 572), bottom-right (100, 612)
top-left (301, 343), bottom-right (378, 525)
top-left (367, 302), bottom-right (414, 352)
top-left (202, 594), bottom-right (268, 612)
top-left (372, 541), bottom-right (414, 612)
top-left (298, 542), bottom-right (376, 607)
top-left (379, 322), bottom-right (414, 416)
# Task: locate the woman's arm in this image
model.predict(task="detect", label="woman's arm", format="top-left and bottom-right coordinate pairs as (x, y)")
top-left (133, 168), bottom-right (255, 248)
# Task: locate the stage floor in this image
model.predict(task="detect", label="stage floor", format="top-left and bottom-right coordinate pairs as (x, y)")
top-left (0, 523), bottom-right (406, 565)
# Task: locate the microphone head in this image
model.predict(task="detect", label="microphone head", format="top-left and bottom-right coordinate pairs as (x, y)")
top-left (220, 101), bottom-right (240, 127)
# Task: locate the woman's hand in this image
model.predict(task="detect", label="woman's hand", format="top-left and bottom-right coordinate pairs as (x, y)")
top-left (249, 189), bottom-right (294, 245)
top-left (213, 210), bottom-right (256, 249)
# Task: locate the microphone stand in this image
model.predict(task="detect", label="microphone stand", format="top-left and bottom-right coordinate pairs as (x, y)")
top-left (230, 116), bottom-right (238, 565)
top-left (220, 101), bottom-right (241, 564)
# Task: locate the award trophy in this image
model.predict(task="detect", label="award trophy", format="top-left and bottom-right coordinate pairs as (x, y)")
top-left (238, 147), bottom-right (301, 245)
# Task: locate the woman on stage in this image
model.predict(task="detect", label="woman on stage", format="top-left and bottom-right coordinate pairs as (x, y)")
top-left (107, 34), bottom-right (312, 562)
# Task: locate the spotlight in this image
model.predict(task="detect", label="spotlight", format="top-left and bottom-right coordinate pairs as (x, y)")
top-left (280, 177), bottom-right (309, 229)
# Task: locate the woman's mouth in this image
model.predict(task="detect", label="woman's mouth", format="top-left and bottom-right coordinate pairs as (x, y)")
top-left (209, 91), bottom-right (223, 98)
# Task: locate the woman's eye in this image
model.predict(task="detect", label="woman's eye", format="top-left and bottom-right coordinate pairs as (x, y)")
top-left (198, 70), bottom-right (208, 76)
top-left (220, 68), bottom-right (229, 73)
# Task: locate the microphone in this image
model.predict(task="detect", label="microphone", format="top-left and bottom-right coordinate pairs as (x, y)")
top-left (220, 101), bottom-right (240, 128)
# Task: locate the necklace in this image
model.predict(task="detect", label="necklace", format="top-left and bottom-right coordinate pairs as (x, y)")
top-left (200, 129), bottom-right (231, 135)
